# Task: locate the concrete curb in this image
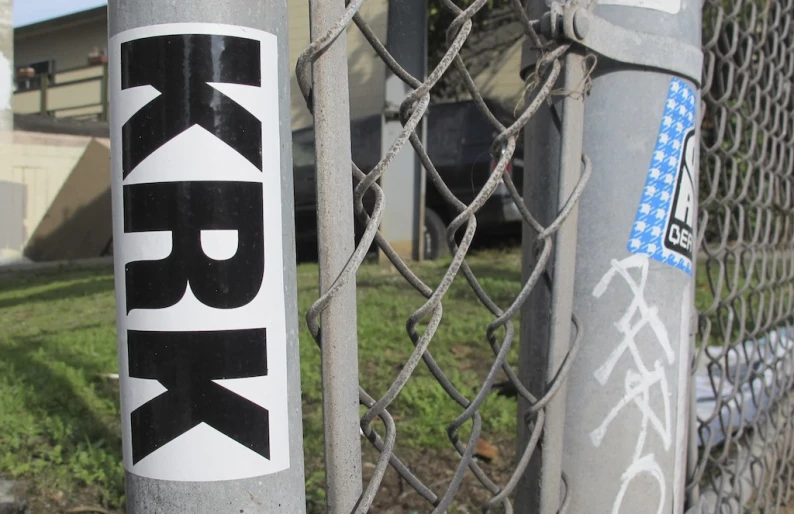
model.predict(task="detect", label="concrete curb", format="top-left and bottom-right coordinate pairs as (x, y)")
top-left (0, 480), bottom-right (26, 514)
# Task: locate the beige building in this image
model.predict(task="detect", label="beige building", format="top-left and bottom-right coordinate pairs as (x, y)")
top-left (4, 4), bottom-right (524, 262)
top-left (12, 3), bottom-right (524, 128)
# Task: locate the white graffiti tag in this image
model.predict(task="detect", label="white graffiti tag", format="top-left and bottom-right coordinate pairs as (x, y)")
top-left (589, 254), bottom-right (674, 514)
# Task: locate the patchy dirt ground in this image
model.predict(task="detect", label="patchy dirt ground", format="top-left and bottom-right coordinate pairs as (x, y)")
top-left (361, 439), bottom-right (517, 513)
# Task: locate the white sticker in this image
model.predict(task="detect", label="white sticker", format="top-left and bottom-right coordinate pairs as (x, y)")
top-left (597, 0), bottom-right (681, 14)
top-left (109, 23), bottom-right (289, 481)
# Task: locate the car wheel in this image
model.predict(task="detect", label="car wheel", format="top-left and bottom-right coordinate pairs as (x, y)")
top-left (423, 208), bottom-right (448, 260)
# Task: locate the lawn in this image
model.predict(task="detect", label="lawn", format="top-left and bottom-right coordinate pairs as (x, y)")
top-left (0, 248), bottom-right (525, 513)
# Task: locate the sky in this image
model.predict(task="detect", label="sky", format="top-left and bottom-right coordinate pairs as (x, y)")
top-left (14, 0), bottom-right (107, 27)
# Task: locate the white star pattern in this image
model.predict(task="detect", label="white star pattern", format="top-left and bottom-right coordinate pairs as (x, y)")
top-left (628, 77), bottom-right (694, 276)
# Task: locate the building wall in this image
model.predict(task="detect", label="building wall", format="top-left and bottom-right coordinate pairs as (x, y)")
top-left (14, 3), bottom-right (523, 127)
top-left (286, 0), bottom-right (389, 128)
top-left (472, 39), bottom-right (524, 106)
top-left (0, 131), bottom-right (91, 255)
top-left (14, 14), bottom-right (107, 72)
top-left (14, 3), bottom-right (389, 130)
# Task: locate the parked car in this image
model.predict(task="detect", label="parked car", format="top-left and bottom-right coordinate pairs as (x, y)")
top-left (292, 99), bottom-right (524, 260)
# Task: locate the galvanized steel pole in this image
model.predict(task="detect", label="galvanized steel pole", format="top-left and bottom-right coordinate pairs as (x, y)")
top-left (536, 49), bottom-right (586, 514)
top-left (516, 3), bottom-right (562, 510)
top-left (108, 1), bottom-right (306, 512)
top-left (519, 0), bottom-right (702, 512)
top-left (517, 50), bottom-right (586, 514)
top-left (308, 0), bottom-right (364, 510)
top-left (0, 0), bottom-right (12, 132)
top-left (380, 0), bottom-right (428, 261)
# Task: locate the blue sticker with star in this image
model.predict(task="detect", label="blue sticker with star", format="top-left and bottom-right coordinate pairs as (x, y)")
top-left (628, 78), bottom-right (697, 275)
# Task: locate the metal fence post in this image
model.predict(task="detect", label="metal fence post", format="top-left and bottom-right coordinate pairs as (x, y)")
top-left (527, 0), bottom-right (702, 512)
top-left (107, 1), bottom-right (306, 512)
top-left (308, 0), bottom-right (364, 510)
top-left (0, 0), bottom-right (11, 132)
top-left (517, 48), bottom-right (586, 514)
top-left (380, 0), bottom-right (428, 261)
top-left (516, 66), bottom-right (562, 514)
top-left (38, 74), bottom-right (47, 115)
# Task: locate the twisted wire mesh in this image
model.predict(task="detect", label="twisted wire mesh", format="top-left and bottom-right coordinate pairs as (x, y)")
top-left (294, 0), bottom-right (590, 510)
top-left (692, 0), bottom-right (794, 510)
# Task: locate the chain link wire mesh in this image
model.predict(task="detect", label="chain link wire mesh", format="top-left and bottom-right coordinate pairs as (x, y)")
top-left (295, 0), bottom-right (591, 510)
top-left (294, 0), bottom-right (794, 509)
top-left (692, 0), bottom-right (794, 510)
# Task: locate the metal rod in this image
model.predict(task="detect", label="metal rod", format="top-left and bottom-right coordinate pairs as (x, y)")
top-left (108, 1), bottom-right (306, 512)
top-left (516, 2), bottom-right (563, 509)
top-left (308, 0), bottom-right (364, 509)
top-left (537, 49), bottom-right (586, 514)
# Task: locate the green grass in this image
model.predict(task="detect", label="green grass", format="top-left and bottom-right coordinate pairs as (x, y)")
top-left (0, 249), bottom-right (524, 512)
top-left (694, 251), bottom-right (790, 348)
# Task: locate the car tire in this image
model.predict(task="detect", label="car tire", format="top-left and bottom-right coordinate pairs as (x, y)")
top-left (423, 208), bottom-right (448, 261)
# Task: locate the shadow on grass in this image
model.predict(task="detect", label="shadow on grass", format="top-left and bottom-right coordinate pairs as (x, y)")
top-left (1, 327), bottom-right (125, 508)
top-left (0, 277), bottom-right (115, 310)
top-left (4, 330), bottom-right (122, 453)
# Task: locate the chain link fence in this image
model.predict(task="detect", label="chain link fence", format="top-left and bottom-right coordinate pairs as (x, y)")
top-left (296, 0), bottom-right (794, 510)
top-left (295, 0), bottom-right (589, 510)
top-left (691, 0), bottom-right (794, 511)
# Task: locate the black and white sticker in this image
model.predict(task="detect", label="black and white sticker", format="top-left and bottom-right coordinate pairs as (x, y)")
top-left (663, 130), bottom-right (695, 260)
top-left (109, 24), bottom-right (289, 481)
